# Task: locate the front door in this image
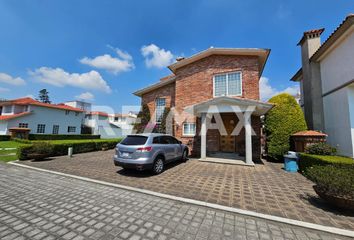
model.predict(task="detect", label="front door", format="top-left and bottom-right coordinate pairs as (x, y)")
top-left (220, 114), bottom-right (236, 152)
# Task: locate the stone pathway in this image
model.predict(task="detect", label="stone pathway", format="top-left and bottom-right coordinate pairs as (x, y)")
top-left (0, 164), bottom-right (351, 240)
top-left (19, 150), bottom-right (354, 230)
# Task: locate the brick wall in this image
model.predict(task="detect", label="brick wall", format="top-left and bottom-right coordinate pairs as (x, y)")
top-left (141, 82), bottom-right (175, 120)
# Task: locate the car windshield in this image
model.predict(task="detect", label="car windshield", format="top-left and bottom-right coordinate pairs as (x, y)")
top-left (120, 135), bottom-right (148, 145)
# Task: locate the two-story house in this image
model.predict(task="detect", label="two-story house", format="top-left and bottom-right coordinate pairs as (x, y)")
top-left (0, 97), bottom-right (84, 136)
top-left (291, 14), bottom-right (354, 157)
top-left (134, 47), bottom-right (273, 165)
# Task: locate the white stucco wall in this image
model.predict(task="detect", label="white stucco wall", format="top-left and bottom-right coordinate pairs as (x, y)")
top-left (347, 86), bottom-right (354, 158)
top-left (0, 122), bottom-right (8, 135)
top-left (7, 105), bottom-right (84, 135)
top-left (320, 27), bottom-right (354, 94)
top-left (323, 87), bottom-right (353, 157)
top-left (84, 115), bottom-right (122, 138)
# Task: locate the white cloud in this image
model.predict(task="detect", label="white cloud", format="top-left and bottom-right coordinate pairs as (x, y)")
top-left (0, 87), bottom-right (10, 93)
top-left (260, 77), bottom-right (299, 101)
top-left (141, 44), bottom-right (174, 68)
top-left (0, 72), bottom-right (26, 86)
top-left (75, 92), bottom-right (94, 101)
top-left (79, 48), bottom-right (134, 75)
top-left (29, 67), bottom-right (112, 93)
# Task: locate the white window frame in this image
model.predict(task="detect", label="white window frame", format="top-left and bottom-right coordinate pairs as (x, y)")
top-left (18, 123), bottom-right (28, 128)
top-left (213, 71), bottom-right (242, 97)
top-left (183, 123), bottom-right (196, 136)
top-left (67, 126), bottom-right (76, 133)
top-left (37, 124), bottom-right (46, 134)
top-left (52, 125), bottom-right (59, 134)
top-left (155, 98), bottom-right (166, 123)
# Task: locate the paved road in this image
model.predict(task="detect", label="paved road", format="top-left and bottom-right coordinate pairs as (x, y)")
top-left (0, 164), bottom-right (350, 240)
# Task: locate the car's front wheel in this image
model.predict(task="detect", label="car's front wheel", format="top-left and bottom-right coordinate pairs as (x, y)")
top-left (152, 157), bottom-right (164, 174)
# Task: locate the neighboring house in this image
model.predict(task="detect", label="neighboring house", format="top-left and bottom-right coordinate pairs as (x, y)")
top-left (84, 111), bottom-right (122, 139)
top-left (64, 100), bottom-right (92, 112)
top-left (134, 47), bottom-right (273, 164)
top-left (109, 112), bottom-right (137, 136)
top-left (0, 97), bottom-right (84, 135)
top-left (291, 14), bottom-right (354, 157)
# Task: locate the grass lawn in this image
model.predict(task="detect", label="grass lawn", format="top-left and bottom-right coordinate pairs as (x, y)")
top-left (0, 141), bottom-right (31, 162)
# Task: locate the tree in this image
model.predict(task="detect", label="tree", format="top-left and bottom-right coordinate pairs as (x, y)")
top-left (133, 104), bottom-right (151, 133)
top-left (264, 93), bottom-right (307, 161)
top-left (37, 89), bottom-right (51, 103)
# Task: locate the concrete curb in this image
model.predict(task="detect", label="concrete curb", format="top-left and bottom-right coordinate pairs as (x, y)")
top-left (9, 161), bottom-right (354, 238)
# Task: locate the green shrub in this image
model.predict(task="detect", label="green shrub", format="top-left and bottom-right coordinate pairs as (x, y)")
top-left (306, 164), bottom-right (354, 200)
top-left (264, 93), bottom-right (307, 160)
top-left (17, 145), bottom-right (33, 160)
top-left (133, 103), bottom-right (151, 133)
top-left (299, 153), bottom-right (353, 172)
top-left (18, 139), bottom-right (121, 160)
top-left (0, 135), bottom-right (10, 141)
top-left (305, 142), bottom-right (337, 155)
top-left (29, 134), bottom-right (100, 140)
top-left (31, 142), bottom-right (54, 155)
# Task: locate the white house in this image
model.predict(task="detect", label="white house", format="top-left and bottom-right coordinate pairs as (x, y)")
top-left (291, 14), bottom-right (354, 157)
top-left (84, 111), bottom-right (122, 139)
top-left (109, 112), bottom-right (137, 136)
top-left (0, 97), bottom-right (84, 135)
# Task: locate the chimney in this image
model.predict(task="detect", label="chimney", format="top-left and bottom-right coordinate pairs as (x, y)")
top-left (297, 28), bottom-right (325, 131)
top-left (176, 57), bottom-right (185, 61)
top-left (297, 28), bottom-right (324, 59)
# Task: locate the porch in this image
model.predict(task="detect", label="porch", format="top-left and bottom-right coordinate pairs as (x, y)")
top-left (185, 97), bottom-right (273, 165)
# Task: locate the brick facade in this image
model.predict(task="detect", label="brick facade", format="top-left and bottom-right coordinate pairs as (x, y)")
top-left (140, 54), bottom-right (262, 159)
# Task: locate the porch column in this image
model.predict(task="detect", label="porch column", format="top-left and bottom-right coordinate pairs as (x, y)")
top-left (201, 113), bottom-right (207, 159)
top-left (244, 111), bottom-right (253, 164)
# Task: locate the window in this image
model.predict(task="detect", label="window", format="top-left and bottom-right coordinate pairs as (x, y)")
top-left (213, 72), bottom-right (242, 97)
top-left (18, 123), bottom-right (28, 128)
top-left (155, 98), bottom-right (166, 123)
top-left (52, 125), bottom-right (59, 134)
top-left (75, 112), bottom-right (79, 116)
top-left (67, 126), bottom-right (76, 133)
top-left (65, 110), bottom-right (70, 115)
top-left (114, 117), bottom-right (119, 121)
top-left (183, 123), bottom-right (196, 136)
top-left (37, 124), bottom-right (45, 134)
top-left (167, 136), bottom-right (179, 144)
top-left (120, 135), bottom-right (148, 145)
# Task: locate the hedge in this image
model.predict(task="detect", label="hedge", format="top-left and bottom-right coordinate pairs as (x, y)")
top-left (299, 153), bottom-right (354, 173)
top-left (18, 139), bottom-right (122, 160)
top-left (0, 135), bottom-right (11, 141)
top-left (305, 164), bottom-right (354, 200)
top-left (28, 134), bottom-right (101, 140)
top-left (264, 93), bottom-right (307, 160)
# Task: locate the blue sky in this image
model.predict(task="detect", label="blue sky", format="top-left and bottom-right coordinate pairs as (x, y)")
top-left (0, 0), bottom-right (352, 112)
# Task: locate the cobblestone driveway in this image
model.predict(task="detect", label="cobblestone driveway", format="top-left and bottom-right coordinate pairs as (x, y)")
top-left (0, 164), bottom-right (351, 240)
top-left (19, 150), bottom-right (354, 231)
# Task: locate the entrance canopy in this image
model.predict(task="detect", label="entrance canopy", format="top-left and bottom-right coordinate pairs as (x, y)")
top-left (184, 96), bottom-right (273, 116)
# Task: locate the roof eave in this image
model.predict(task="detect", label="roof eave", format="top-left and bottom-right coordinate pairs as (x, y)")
top-left (311, 15), bottom-right (354, 62)
top-left (290, 68), bottom-right (303, 82)
top-left (168, 48), bottom-right (271, 75)
top-left (133, 78), bottom-right (176, 97)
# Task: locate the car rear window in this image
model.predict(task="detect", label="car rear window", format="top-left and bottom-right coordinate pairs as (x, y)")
top-left (120, 136), bottom-right (148, 145)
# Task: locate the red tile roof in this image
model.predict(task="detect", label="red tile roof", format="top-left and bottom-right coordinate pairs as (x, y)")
top-left (88, 111), bottom-right (109, 117)
top-left (0, 112), bottom-right (32, 121)
top-left (0, 97), bottom-right (84, 112)
top-left (297, 28), bottom-right (325, 46)
top-left (292, 130), bottom-right (327, 137)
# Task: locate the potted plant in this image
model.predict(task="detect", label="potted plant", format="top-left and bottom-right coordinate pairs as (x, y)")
top-left (306, 164), bottom-right (354, 210)
top-left (27, 142), bottom-right (54, 161)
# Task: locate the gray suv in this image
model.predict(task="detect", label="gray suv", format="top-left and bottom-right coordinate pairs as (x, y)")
top-left (113, 133), bottom-right (189, 174)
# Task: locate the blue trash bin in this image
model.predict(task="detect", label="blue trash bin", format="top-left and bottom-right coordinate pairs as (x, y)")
top-left (284, 151), bottom-right (299, 172)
